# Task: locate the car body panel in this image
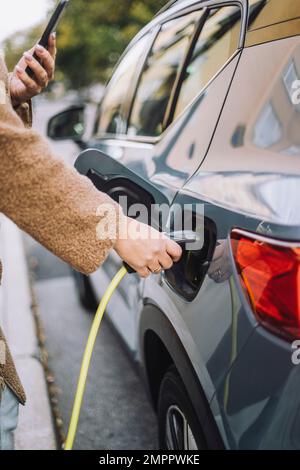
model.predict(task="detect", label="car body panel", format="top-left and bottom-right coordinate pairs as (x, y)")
top-left (188, 35), bottom-right (300, 227)
top-left (211, 324), bottom-right (299, 449)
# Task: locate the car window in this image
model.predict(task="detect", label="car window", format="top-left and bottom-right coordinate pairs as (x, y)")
top-left (248, 0), bottom-right (300, 31)
top-left (173, 5), bottom-right (242, 120)
top-left (128, 11), bottom-right (201, 138)
top-left (98, 33), bottom-right (151, 136)
top-left (246, 0), bottom-right (300, 46)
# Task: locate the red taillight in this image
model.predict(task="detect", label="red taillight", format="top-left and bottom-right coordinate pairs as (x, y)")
top-left (230, 229), bottom-right (300, 341)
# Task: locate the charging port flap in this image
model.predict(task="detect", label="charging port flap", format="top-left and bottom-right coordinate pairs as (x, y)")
top-left (75, 149), bottom-right (169, 227)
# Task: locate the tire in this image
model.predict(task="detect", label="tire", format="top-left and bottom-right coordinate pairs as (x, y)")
top-left (72, 269), bottom-right (97, 311)
top-left (158, 365), bottom-right (207, 450)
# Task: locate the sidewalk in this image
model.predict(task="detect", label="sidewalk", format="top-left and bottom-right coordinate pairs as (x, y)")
top-left (0, 215), bottom-right (56, 450)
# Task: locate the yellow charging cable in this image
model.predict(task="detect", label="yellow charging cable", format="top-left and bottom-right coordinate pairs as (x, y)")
top-left (64, 265), bottom-right (128, 450)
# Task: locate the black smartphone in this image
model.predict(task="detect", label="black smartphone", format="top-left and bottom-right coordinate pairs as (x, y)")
top-left (25, 0), bottom-right (69, 78)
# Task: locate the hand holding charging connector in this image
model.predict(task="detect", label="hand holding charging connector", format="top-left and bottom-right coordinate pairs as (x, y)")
top-left (122, 230), bottom-right (199, 274)
top-left (122, 231), bottom-right (199, 274)
top-left (114, 218), bottom-right (182, 277)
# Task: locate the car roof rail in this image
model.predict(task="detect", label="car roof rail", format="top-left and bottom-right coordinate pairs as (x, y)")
top-left (155, 0), bottom-right (180, 17)
top-left (156, 0), bottom-right (212, 17)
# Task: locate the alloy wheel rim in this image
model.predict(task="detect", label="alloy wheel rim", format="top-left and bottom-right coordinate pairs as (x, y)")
top-left (165, 405), bottom-right (198, 450)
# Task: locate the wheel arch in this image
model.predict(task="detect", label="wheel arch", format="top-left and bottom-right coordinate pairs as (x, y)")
top-left (139, 303), bottom-right (224, 449)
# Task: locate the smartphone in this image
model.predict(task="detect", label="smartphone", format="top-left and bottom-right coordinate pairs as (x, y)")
top-left (25, 0), bottom-right (69, 78)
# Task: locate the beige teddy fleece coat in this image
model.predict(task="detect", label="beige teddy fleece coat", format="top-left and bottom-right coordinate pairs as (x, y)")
top-left (0, 57), bottom-right (123, 405)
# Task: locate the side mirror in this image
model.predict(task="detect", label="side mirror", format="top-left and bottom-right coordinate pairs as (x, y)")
top-left (47, 105), bottom-right (85, 142)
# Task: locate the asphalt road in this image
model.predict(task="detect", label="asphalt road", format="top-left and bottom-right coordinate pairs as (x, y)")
top-left (24, 96), bottom-right (158, 450)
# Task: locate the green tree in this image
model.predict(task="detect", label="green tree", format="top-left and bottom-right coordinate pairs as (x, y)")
top-left (57, 0), bottom-right (167, 88)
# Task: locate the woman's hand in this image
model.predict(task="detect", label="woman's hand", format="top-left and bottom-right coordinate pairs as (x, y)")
top-left (10, 33), bottom-right (57, 107)
top-left (114, 217), bottom-right (182, 278)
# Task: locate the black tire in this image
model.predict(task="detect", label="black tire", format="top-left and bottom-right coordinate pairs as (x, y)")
top-left (158, 365), bottom-right (207, 450)
top-left (72, 269), bottom-right (97, 312)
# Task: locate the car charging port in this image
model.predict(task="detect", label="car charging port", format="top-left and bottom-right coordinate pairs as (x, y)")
top-left (164, 221), bottom-right (217, 301)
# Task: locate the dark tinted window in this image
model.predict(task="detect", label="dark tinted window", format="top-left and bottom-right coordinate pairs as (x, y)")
top-left (98, 34), bottom-right (150, 136)
top-left (174, 6), bottom-right (241, 119)
top-left (128, 12), bottom-right (200, 138)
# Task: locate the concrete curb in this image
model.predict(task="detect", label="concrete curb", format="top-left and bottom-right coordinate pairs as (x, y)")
top-left (0, 215), bottom-right (56, 450)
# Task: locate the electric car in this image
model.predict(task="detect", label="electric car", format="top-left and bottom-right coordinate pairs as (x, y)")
top-left (48, 0), bottom-right (300, 450)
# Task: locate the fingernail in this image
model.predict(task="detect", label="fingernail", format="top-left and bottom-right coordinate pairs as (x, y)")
top-left (52, 32), bottom-right (56, 39)
top-left (23, 52), bottom-right (32, 61)
top-left (36, 44), bottom-right (44, 52)
top-left (15, 65), bottom-right (22, 73)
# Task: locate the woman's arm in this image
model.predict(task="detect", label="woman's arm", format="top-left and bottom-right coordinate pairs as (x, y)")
top-left (0, 36), bottom-right (181, 277)
top-left (0, 77), bottom-right (123, 274)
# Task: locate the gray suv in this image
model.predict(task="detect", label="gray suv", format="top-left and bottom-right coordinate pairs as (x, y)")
top-left (48, 0), bottom-right (300, 450)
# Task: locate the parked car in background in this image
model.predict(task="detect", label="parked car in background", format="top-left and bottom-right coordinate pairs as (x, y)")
top-left (48, 0), bottom-right (300, 450)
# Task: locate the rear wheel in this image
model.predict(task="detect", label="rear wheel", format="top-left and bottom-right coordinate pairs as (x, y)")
top-left (72, 269), bottom-right (97, 311)
top-left (158, 366), bottom-right (206, 450)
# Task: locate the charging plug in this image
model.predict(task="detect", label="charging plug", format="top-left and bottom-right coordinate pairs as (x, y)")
top-left (123, 231), bottom-right (199, 274)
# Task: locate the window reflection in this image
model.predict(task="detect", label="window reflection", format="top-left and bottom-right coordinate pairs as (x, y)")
top-left (128, 12), bottom-right (200, 137)
top-left (247, 0), bottom-right (268, 30)
top-left (253, 103), bottom-right (282, 149)
top-left (250, 51), bottom-right (300, 155)
top-left (248, 0), bottom-right (300, 31)
top-left (174, 6), bottom-right (241, 119)
top-left (98, 34), bottom-right (150, 136)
